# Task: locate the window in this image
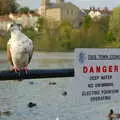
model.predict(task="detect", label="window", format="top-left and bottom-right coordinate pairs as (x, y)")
top-left (74, 11), bottom-right (76, 15)
top-left (67, 10), bottom-right (69, 14)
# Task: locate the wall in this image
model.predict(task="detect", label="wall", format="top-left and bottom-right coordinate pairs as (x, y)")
top-left (46, 8), bottom-right (61, 21)
top-left (61, 3), bottom-right (81, 27)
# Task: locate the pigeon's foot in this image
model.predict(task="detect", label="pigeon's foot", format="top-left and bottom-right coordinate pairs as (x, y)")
top-left (10, 66), bottom-right (14, 71)
top-left (14, 67), bottom-right (20, 72)
top-left (9, 67), bottom-right (23, 81)
top-left (10, 66), bottom-right (20, 72)
top-left (23, 65), bottom-right (28, 74)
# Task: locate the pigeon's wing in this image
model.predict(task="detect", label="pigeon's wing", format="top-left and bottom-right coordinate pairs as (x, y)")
top-left (7, 42), bottom-right (13, 66)
top-left (28, 49), bottom-right (33, 64)
top-left (20, 33), bottom-right (33, 65)
top-left (28, 39), bottom-right (33, 64)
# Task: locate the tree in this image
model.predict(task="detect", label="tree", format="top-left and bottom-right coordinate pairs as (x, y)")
top-left (19, 7), bottom-right (30, 13)
top-left (99, 16), bottom-right (110, 33)
top-left (109, 6), bottom-right (120, 41)
top-left (36, 17), bottom-right (47, 32)
top-left (82, 15), bottom-right (92, 30)
top-left (56, 21), bottom-right (73, 51)
top-left (0, 0), bottom-right (19, 15)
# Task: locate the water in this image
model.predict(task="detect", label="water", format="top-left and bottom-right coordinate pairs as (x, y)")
top-left (0, 51), bottom-right (120, 120)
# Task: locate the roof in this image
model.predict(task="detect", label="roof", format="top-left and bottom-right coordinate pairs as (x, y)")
top-left (88, 9), bottom-right (112, 16)
top-left (0, 15), bottom-right (12, 22)
top-left (79, 10), bottom-right (87, 16)
top-left (0, 13), bottom-right (40, 22)
top-left (100, 10), bottom-right (112, 15)
top-left (9, 13), bottom-right (40, 18)
top-left (47, 2), bottom-right (80, 10)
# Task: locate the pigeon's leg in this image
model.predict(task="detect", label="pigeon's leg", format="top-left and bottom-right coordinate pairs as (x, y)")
top-left (14, 67), bottom-right (20, 72)
top-left (10, 66), bottom-right (20, 72)
top-left (9, 66), bottom-right (15, 71)
top-left (9, 66), bottom-right (23, 81)
top-left (23, 65), bottom-right (28, 74)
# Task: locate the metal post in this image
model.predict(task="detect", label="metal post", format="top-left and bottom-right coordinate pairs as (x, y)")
top-left (0, 68), bottom-right (74, 81)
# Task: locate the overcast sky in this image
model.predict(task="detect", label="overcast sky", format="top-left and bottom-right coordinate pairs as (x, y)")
top-left (17, 0), bottom-right (120, 10)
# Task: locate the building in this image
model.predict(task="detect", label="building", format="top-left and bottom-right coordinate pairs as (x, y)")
top-left (88, 10), bottom-right (101, 19)
top-left (39, 0), bottom-right (85, 27)
top-left (0, 0), bottom-right (86, 30)
top-left (88, 7), bottom-right (112, 20)
top-left (0, 15), bottom-right (13, 30)
top-left (0, 13), bottom-right (39, 31)
top-left (9, 13), bottom-right (39, 28)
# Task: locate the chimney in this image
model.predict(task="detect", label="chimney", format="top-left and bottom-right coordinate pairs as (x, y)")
top-left (89, 6), bottom-right (92, 11)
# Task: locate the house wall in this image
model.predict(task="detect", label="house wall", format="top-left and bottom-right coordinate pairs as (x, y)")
top-left (39, 0), bottom-right (83, 27)
top-left (0, 21), bottom-right (12, 30)
top-left (61, 3), bottom-right (81, 27)
top-left (0, 14), bottom-right (39, 31)
top-left (46, 8), bottom-right (61, 21)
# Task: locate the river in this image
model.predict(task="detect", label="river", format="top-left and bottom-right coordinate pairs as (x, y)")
top-left (0, 51), bottom-right (119, 120)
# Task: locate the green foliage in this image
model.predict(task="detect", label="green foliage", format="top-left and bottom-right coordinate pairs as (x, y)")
top-left (1, 8), bottom-right (120, 52)
top-left (18, 7), bottom-right (30, 13)
top-left (0, 0), bottom-right (19, 15)
top-left (107, 31), bottom-right (116, 41)
top-left (109, 6), bottom-right (120, 41)
top-left (98, 16), bottom-right (110, 33)
top-left (18, 17), bottom-right (114, 52)
top-left (0, 37), bottom-right (7, 50)
top-left (104, 41), bottom-right (120, 48)
top-left (36, 17), bottom-right (47, 32)
top-left (56, 21), bottom-right (73, 51)
top-left (82, 15), bottom-right (92, 30)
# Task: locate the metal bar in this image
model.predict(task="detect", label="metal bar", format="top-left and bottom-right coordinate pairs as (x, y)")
top-left (0, 68), bottom-right (74, 81)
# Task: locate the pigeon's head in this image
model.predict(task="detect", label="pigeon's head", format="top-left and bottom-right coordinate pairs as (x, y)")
top-left (7, 23), bottom-right (22, 32)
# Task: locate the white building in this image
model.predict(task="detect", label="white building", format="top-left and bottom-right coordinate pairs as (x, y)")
top-left (88, 10), bottom-right (101, 19)
top-left (0, 15), bottom-right (13, 30)
top-left (0, 13), bottom-right (39, 31)
top-left (88, 7), bottom-right (112, 20)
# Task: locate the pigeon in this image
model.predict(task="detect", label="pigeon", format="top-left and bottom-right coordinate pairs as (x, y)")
top-left (7, 23), bottom-right (33, 73)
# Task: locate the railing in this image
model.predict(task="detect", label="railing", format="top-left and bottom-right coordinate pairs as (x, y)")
top-left (0, 68), bottom-right (74, 80)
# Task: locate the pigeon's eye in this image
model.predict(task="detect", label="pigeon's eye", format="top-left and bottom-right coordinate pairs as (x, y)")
top-left (17, 24), bottom-right (20, 26)
top-left (11, 24), bottom-right (14, 27)
top-left (17, 24), bottom-right (22, 28)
